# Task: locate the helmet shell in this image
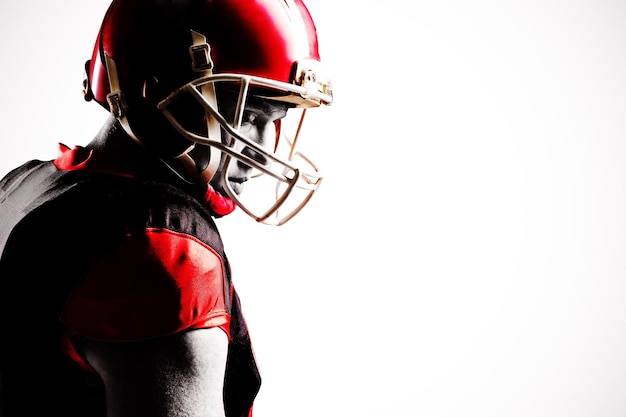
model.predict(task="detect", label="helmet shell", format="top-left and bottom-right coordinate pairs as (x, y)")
top-left (87, 0), bottom-right (322, 108)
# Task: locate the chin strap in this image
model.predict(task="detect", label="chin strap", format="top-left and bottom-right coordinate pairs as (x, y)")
top-left (189, 30), bottom-right (222, 183)
top-left (104, 54), bottom-right (142, 147)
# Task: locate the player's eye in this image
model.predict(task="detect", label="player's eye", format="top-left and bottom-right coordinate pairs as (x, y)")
top-left (242, 111), bottom-right (258, 126)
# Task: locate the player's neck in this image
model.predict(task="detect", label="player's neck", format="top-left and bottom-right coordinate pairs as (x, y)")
top-left (86, 116), bottom-right (165, 178)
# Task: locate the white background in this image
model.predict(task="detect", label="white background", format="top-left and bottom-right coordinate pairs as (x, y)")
top-left (1, 1), bottom-right (626, 416)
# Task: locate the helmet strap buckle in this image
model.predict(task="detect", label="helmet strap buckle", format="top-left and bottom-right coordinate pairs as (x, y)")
top-left (189, 43), bottom-right (213, 72)
top-left (106, 90), bottom-right (128, 118)
top-left (186, 30), bottom-right (221, 182)
top-left (103, 54), bottom-right (129, 118)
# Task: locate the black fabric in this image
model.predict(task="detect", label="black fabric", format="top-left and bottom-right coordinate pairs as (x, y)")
top-left (0, 160), bottom-right (260, 417)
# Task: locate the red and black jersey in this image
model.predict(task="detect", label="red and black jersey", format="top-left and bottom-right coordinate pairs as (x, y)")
top-left (0, 147), bottom-right (259, 417)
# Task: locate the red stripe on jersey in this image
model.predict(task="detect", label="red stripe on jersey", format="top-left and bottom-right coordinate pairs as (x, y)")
top-left (60, 228), bottom-right (231, 342)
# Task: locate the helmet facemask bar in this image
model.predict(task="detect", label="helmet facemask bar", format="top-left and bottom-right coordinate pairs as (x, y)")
top-left (158, 74), bottom-right (324, 225)
top-left (226, 109), bottom-right (323, 225)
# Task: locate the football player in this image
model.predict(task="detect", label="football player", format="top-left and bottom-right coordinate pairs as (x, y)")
top-left (0, 0), bottom-right (332, 415)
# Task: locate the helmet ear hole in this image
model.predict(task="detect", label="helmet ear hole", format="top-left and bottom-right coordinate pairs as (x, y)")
top-left (165, 92), bottom-right (208, 137)
top-left (125, 97), bottom-right (193, 158)
top-left (142, 76), bottom-right (161, 103)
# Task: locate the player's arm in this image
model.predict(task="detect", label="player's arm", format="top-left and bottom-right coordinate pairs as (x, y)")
top-left (60, 230), bottom-right (232, 416)
top-left (81, 328), bottom-right (228, 417)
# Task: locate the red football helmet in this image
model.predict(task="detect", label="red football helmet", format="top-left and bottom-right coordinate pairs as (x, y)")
top-left (83, 0), bottom-right (333, 225)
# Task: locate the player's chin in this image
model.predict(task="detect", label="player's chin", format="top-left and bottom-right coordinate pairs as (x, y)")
top-left (228, 180), bottom-right (245, 195)
top-left (210, 178), bottom-right (239, 197)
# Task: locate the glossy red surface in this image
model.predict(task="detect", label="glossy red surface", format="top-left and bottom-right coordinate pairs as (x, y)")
top-left (88, 0), bottom-right (321, 106)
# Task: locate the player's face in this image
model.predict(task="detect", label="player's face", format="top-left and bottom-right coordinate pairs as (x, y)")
top-left (210, 97), bottom-right (288, 196)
